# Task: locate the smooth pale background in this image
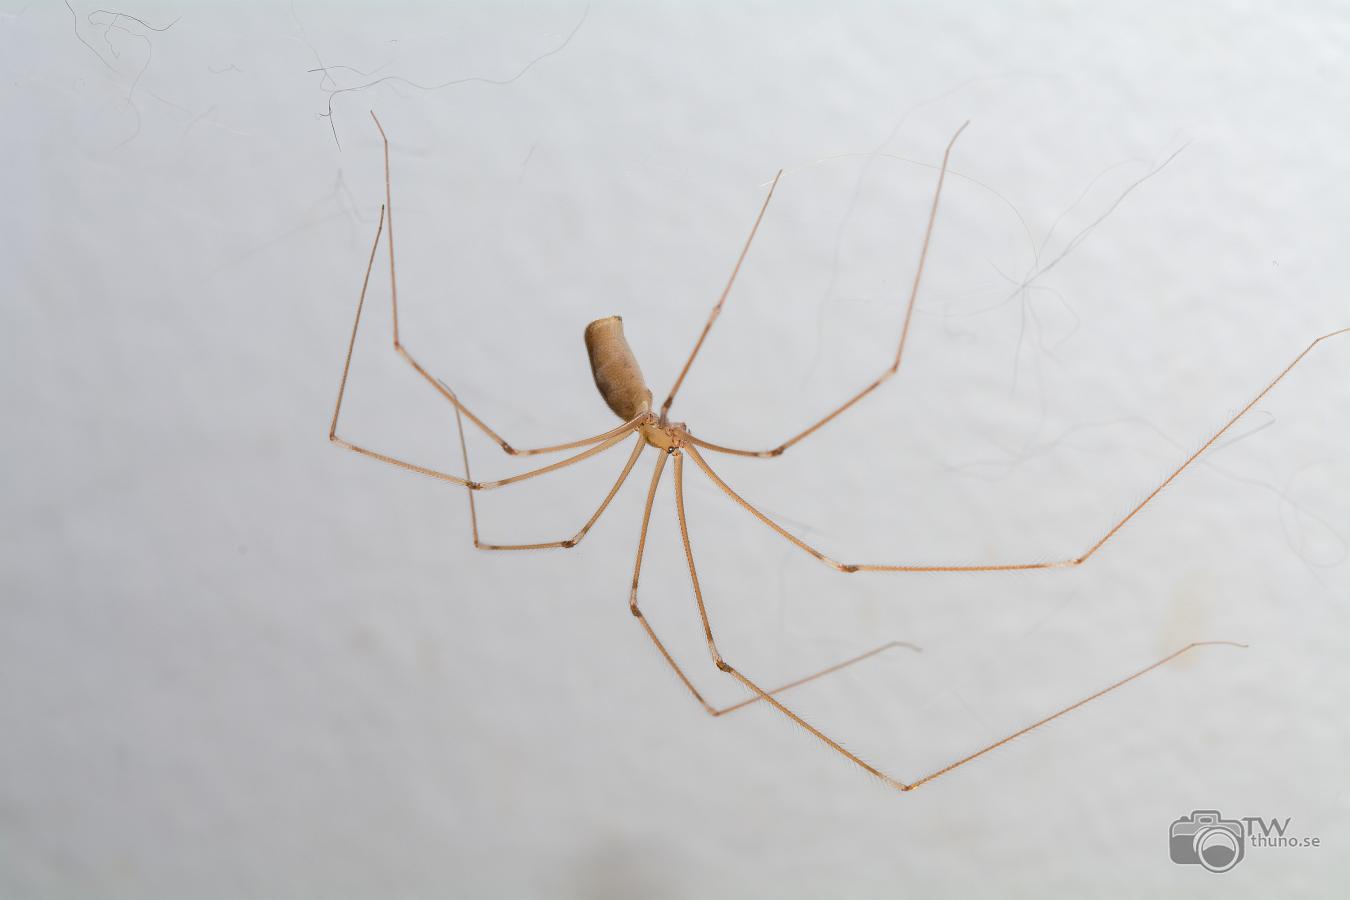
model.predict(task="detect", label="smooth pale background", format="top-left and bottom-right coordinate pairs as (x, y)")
top-left (2, 2), bottom-right (1348, 898)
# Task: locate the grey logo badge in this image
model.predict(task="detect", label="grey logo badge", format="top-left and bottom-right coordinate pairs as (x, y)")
top-left (1169, 810), bottom-right (1245, 873)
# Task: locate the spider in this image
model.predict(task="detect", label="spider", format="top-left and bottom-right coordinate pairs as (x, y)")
top-left (329, 111), bottom-right (1346, 791)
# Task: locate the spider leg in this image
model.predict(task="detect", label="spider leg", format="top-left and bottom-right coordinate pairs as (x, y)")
top-left (679, 121), bottom-right (968, 458)
top-left (628, 451), bottom-right (907, 715)
top-left (370, 110), bottom-right (639, 458)
top-left (660, 170), bottom-right (782, 420)
top-left (671, 449), bottom-right (1246, 790)
top-left (455, 409), bottom-right (647, 550)
top-left (627, 451), bottom-right (718, 710)
top-left (329, 206), bottom-right (642, 489)
top-left (709, 640), bottom-right (921, 716)
top-left (683, 327), bottom-right (1350, 571)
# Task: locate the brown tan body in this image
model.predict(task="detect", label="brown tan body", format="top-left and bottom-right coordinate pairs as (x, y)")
top-left (584, 316), bottom-right (685, 450)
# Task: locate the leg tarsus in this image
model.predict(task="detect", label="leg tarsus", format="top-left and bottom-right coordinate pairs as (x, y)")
top-left (902, 640), bottom-right (1248, 791)
top-left (708, 640), bottom-right (921, 717)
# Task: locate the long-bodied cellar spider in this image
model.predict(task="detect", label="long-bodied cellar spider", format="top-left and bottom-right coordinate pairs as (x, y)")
top-left (329, 112), bottom-right (1346, 792)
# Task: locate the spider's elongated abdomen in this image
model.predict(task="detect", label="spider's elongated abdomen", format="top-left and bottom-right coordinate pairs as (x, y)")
top-left (584, 316), bottom-right (652, 421)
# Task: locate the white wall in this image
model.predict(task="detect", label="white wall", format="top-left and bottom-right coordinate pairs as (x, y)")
top-left (2, 2), bottom-right (1348, 897)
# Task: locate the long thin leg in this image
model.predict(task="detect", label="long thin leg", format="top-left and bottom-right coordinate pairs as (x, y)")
top-left (471, 427), bottom-right (638, 491)
top-left (680, 121), bottom-right (969, 458)
top-left (627, 451), bottom-right (720, 707)
top-left (683, 326), bottom-right (1350, 571)
top-left (329, 205), bottom-right (466, 485)
top-left (659, 170), bottom-right (783, 421)
top-left (457, 413), bottom-right (647, 549)
top-left (710, 640), bottom-right (920, 716)
top-left (628, 452), bottom-right (905, 715)
top-left (329, 205), bottom-right (642, 489)
top-left (671, 449), bottom-right (1245, 790)
top-left (370, 110), bottom-right (643, 458)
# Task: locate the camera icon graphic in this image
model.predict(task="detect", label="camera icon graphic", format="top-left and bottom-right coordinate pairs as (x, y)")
top-left (1169, 810), bottom-right (1245, 873)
